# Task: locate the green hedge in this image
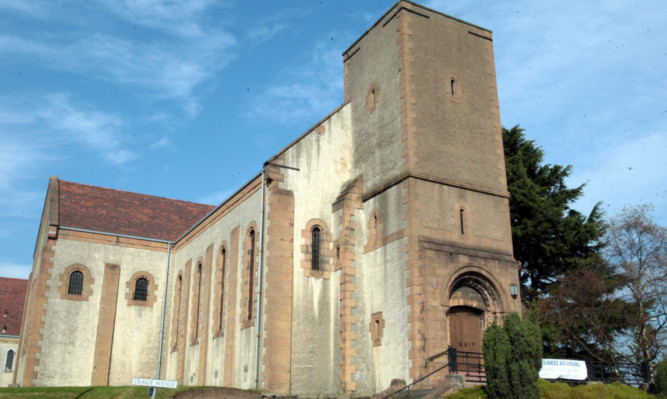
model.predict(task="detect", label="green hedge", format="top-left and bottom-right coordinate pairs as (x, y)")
top-left (482, 312), bottom-right (541, 399)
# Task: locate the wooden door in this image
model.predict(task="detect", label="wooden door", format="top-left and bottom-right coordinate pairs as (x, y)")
top-left (449, 307), bottom-right (483, 371)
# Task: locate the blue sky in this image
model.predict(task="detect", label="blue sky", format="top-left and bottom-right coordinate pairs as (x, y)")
top-left (1, 0), bottom-right (665, 279)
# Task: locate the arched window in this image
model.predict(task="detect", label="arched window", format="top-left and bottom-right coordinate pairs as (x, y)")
top-left (219, 248), bottom-right (226, 331)
top-left (460, 208), bottom-right (466, 235)
top-left (133, 277), bottom-right (149, 301)
top-left (173, 274), bottom-right (182, 347)
top-left (5, 349), bottom-right (14, 372)
top-left (247, 230), bottom-right (255, 321)
top-left (68, 270), bottom-right (84, 295)
top-left (311, 226), bottom-right (321, 271)
top-left (300, 219), bottom-right (332, 278)
top-left (195, 263), bottom-right (202, 339)
top-left (445, 73), bottom-right (462, 102)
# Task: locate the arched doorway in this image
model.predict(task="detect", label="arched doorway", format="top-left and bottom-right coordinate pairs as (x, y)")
top-left (446, 272), bottom-right (502, 372)
top-left (448, 285), bottom-right (486, 361)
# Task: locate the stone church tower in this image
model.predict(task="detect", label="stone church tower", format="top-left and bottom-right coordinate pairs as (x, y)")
top-left (340, 1), bottom-right (519, 386)
top-left (16, 1), bottom-right (520, 395)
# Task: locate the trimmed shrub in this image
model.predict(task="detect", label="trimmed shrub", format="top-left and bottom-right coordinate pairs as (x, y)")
top-left (656, 359), bottom-right (667, 395)
top-left (482, 322), bottom-right (510, 399)
top-left (525, 306), bottom-right (543, 372)
top-left (504, 313), bottom-right (540, 399)
top-left (482, 312), bottom-right (541, 399)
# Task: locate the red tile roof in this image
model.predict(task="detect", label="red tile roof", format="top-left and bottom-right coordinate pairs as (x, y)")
top-left (58, 180), bottom-right (215, 242)
top-left (0, 277), bottom-right (27, 336)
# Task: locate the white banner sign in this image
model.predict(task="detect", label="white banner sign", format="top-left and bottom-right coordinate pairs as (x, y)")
top-left (131, 377), bottom-right (178, 389)
top-left (539, 359), bottom-right (588, 381)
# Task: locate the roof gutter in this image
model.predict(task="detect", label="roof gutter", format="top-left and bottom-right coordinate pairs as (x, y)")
top-left (58, 226), bottom-right (173, 244)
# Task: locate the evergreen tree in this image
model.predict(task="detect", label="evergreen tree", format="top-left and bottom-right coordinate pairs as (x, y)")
top-left (503, 126), bottom-right (633, 361)
top-left (503, 125), bottom-right (606, 301)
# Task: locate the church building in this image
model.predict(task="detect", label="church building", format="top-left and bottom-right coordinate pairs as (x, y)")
top-left (15, 1), bottom-right (521, 395)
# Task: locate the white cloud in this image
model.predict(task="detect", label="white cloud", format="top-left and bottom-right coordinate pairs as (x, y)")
top-left (0, 94), bottom-right (136, 165)
top-left (198, 188), bottom-right (235, 206)
top-left (38, 94), bottom-right (138, 164)
top-left (246, 9), bottom-right (308, 43)
top-left (248, 39), bottom-right (344, 125)
top-left (0, 0), bottom-right (237, 118)
top-left (0, 0), bottom-right (46, 17)
top-left (98, 0), bottom-right (226, 38)
top-left (247, 23), bottom-right (288, 42)
top-left (0, 138), bottom-right (45, 189)
top-left (0, 261), bottom-right (32, 279)
top-left (150, 137), bottom-right (173, 150)
top-left (0, 137), bottom-right (46, 218)
top-left (0, 34), bottom-right (58, 59)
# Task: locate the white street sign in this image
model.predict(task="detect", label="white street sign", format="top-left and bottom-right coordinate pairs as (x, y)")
top-left (132, 377), bottom-right (178, 389)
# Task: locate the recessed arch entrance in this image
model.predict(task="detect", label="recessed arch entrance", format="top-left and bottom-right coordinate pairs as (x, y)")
top-left (446, 270), bottom-right (503, 369)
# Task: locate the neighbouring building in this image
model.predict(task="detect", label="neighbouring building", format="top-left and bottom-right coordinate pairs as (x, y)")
top-left (16, 1), bottom-right (521, 395)
top-left (0, 277), bottom-right (27, 387)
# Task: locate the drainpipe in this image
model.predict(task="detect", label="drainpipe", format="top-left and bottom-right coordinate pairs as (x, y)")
top-left (254, 166), bottom-right (266, 390)
top-left (152, 241), bottom-right (172, 399)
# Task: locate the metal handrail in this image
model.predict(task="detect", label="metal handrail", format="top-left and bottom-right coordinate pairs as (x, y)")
top-left (424, 349), bottom-right (450, 366)
top-left (387, 348), bottom-right (458, 399)
top-left (386, 362), bottom-right (451, 399)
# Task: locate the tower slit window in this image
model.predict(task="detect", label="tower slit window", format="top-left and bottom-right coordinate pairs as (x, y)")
top-left (312, 226), bottom-right (321, 271)
top-left (460, 208), bottom-right (465, 235)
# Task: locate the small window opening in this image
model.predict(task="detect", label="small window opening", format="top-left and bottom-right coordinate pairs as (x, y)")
top-left (336, 245), bottom-right (340, 260)
top-left (133, 277), bottom-right (149, 301)
top-left (68, 270), bottom-right (84, 295)
top-left (450, 79), bottom-right (456, 96)
top-left (5, 349), bottom-right (14, 372)
top-left (459, 208), bottom-right (465, 235)
top-left (311, 226), bottom-right (321, 271)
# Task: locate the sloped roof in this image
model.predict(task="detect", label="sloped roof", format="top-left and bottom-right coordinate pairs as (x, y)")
top-left (0, 277), bottom-right (27, 336)
top-left (58, 180), bottom-right (215, 242)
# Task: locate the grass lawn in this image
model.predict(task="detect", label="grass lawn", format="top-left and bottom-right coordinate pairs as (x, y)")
top-left (448, 379), bottom-right (656, 399)
top-left (2, 381), bottom-right (661, 399)
top-left (0, 385), bottom-right (206, 399)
